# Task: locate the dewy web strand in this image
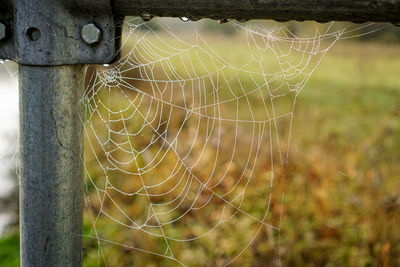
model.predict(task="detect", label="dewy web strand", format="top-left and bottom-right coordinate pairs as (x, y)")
top-left (81, 18), bottom-right (380, 266)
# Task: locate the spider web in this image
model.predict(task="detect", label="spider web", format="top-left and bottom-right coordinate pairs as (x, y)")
top-left (81, 18), bottom-right (379, 266)
top-left (0, 60), bottom-right (19, 235)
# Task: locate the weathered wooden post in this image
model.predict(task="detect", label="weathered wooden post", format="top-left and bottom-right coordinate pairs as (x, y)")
top-left (0, 0), bottom-right (398, 266)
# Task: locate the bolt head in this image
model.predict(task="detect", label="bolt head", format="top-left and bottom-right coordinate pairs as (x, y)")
top-left (81, 23), bottom-right (101, 45)
top-left (0, 23), bottom-right (6, 41)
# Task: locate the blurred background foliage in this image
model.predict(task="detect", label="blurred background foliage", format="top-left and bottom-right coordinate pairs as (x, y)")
top-left (0, 19), bottom-right (399, 267)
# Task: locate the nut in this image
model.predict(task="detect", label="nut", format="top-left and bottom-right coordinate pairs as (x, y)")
top-left (0, 23), bottom-right (6, 41)
top-left (81, 23), bottom-right (101, 45)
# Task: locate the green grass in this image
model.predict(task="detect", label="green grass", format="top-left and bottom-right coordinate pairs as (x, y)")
top-left (0, 230), bottom-right (19, 267)
top-left (279, 41), bottom-right (400, 266)
top-left (84, 38), bottom-right (400, 266)
top-left (1, 37), bottom-right (399, 266)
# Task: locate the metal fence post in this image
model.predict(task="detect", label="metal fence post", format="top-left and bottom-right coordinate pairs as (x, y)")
top-left (19, 65), bottom-right (84, 267)
top-left (0, 0), bottom-right (120, 265)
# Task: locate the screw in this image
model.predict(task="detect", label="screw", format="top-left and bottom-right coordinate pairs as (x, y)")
top-left (81, 23), bottom-right (101, 45)
top-left (0, 23), bottom-right (6, 41)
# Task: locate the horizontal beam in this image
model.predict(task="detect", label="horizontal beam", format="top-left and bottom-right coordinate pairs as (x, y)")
top-left (114, 0), bottom-right (400, 23)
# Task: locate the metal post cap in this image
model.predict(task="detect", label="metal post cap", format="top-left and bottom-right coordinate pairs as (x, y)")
top-left (81, 23), bottom-right (102, 44)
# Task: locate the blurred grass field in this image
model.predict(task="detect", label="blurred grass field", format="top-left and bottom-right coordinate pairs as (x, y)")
top-left (1, 31), bottom-right (399, 266)
top-left (275, 41), bottom-right (400, 266)
top-left (83, 31), bottom-right (400, 266)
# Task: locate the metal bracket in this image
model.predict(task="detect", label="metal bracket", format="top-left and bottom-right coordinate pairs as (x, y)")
top-left (0, 0), bottom-right (124, 65)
